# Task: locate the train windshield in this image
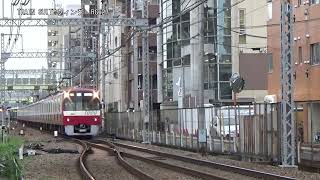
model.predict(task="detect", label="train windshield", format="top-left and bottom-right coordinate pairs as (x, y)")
top-left (64, 92), bottom-right (99, 111)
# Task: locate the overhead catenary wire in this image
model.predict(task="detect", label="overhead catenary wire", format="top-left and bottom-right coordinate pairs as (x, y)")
top-left (0, 0), bottom-right (290, 103)
top-left (32, 0), bottom-right (252, 92)
top-left (9, 2), bottom-right (22, 52)
top-left (56, 44), bottom-right (124, 90)
top-left (57, 0), bottom-right (250, 78)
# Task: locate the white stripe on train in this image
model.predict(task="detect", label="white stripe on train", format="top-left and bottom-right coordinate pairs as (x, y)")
top-left (63, 111), bottom-right (101, 116)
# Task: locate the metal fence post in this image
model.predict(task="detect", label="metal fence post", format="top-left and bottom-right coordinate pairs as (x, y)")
top-left (165, 131), bottom-right (168, 145)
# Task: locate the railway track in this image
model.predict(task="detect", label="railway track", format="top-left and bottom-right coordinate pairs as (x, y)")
top-left (69, 137), bottom-right (297, 180)
top-left (72, 138), bottom-right (154, 180)
top-left (72, 139), bottom-right (96, 180)
top-left (91, 139), bottom-right (297, 180)
top-left (87, 140), bottom-right (229, 180)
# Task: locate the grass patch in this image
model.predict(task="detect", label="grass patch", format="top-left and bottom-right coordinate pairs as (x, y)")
top-left (0, 135), bottom-right (24, 180)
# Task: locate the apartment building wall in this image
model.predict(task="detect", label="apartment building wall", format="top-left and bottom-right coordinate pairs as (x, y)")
top-left (100, 0), bottom-right (159, 112)
top-left (105, 25), bottom-right (125, 112)
top-left (267, 0), bottom-right (320, 143)
top-left (231, 0), bottom-right (268, 102)
top-left (47, 3), bottom-right (67, 86)
top-left (159, 0), bottom-right (233, 108)
top-left (267, 0), bottom-right (320, 101)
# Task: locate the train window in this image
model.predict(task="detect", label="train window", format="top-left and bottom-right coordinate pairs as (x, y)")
top-left (58, 98), bottom-right (60, 113)
top-left (54, 100), bottom-right (56, 113)
top-left (76, 97), bottom-right (82, 110)
top-left (55, 100), bottom-right (58, 113)
top-left (50, 101), bottom-right (52, 113)
top-left (64, 99), bottom-right (75, 111)
top-left (63, 92), bottom-right (100, 111)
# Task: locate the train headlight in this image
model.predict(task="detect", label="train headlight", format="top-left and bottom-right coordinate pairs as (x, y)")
top-left (64, 91), bottom-right (70, 99)
top-left (67, 118), bottom-right (70, 122)
top-left (94, 118), bottom-right (97, 122)
top-left (93, 91), bottom-right (99, 99)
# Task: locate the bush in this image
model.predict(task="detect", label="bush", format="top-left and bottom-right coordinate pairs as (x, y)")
top-left (0, 136), bottom-right (23, 179)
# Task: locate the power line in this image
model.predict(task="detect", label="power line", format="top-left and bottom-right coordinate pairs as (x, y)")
top-left (217, 25), bottom-right (267, 39)
top-left (231, 16), bottom-right (320, 30)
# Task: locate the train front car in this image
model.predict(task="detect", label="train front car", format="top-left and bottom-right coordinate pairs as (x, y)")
top-left (62, 88), bottom-right (101, 136)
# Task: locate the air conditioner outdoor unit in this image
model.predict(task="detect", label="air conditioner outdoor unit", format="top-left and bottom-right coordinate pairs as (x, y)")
top-left (264, 95), bottom-right (277, 103)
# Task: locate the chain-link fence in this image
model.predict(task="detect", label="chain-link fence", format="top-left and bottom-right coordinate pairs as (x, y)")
top-left (105, 103), bottom-right (289, 162)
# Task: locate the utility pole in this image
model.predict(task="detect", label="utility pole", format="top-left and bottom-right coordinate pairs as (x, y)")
top-left (80, 23), bottom-right (84, 87)
top-left (132, 0), bottom-right (140, 136)
top-left (198, 0), bottom-right (206, 152)
top-left (190, 0), bottom-right (206, 151)
top-left (68, 26), bottom-right (72, 86)
top-left (142, 0), bottom-right (150, 143)
top-left (133, 29), bottom-right (139, 111)
top-left (101, 19), bottom-right (106, 132)
top-left (280, 0), bottom-right (295, 166)
top-left (156, 0), bottom-right (163, 103)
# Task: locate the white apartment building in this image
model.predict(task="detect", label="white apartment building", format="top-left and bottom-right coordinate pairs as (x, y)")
top-left (231, 0), bottom-right (268, 102)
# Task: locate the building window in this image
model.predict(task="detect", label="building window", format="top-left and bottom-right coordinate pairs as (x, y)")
top-left (138, 74), bottom-right (142, 89)
top-left (149, 18), bottom-right (156, 25)
top-left (152, 75), bottom-right (157, 89)
top-left (182, 55), bottom-right (190, 65)
top-left (219, 64), bottom-right (232, 81)
top-left (181, 12), bottom-right (190, 46)
top-left (138, 47), bottom-right (142, 60)
top-left (311, 43), bottom-right (320, 65)
top-left (204, 65), bottom-right (209, 90)
top-left (310, 0), bottom-right (320, 5)
top-left (48, 30), bottom-right (58, 36)
top-left (239, 9), bottom-right (246, 44)
top-left (48, 40), bottom-right (58, 47)
top-left (220, 82), bottom-right (232, 99)
top-left (298, 0), bottom-right (302, 6)
top-left (173, 59), bottom-right (182, 67)
top-left (204, 6), bottom-right (214, 44)
top-left (298, 47), bottom-right (302, 64)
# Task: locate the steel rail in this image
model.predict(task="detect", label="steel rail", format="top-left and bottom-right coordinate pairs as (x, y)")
top-left (86, 142), bottom-right (155, 180)
top-left (72, 139), bottom-right (96, 180)
top-left (90, 141), bottom-right (229, 180)
top-left (121, 151), bottom-right (228, 180)
top-left (96, 140), bottom-right (296, 180)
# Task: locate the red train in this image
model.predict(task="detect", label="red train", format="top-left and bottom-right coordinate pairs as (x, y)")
top-left (17, 87), bottom-right (102, 136)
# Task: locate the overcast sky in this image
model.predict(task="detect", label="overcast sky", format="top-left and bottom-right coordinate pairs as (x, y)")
top-left (0, 0), bottom-right (80, 70)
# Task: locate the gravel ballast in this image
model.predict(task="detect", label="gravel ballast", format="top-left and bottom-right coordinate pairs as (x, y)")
top-left (112, 139), bottom-right (320, 180)
top-left (10, 122), bottom-right (82, 180)
top-left (86, 147), bottom-right (138, 180)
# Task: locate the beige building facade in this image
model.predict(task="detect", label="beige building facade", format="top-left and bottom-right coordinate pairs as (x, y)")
top-left (231, 0), bottom-right (269, 102)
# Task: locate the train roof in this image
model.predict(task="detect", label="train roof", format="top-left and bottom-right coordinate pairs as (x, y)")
top-left (18, 87), bottom-right (98, 109)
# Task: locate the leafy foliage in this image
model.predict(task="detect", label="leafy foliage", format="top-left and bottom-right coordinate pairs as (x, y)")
top-left (0, 136), bottom-right (24, 180)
